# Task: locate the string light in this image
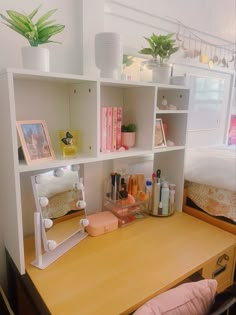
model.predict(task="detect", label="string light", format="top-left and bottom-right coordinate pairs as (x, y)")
top-left (172, 19), bottom-right (236, 68)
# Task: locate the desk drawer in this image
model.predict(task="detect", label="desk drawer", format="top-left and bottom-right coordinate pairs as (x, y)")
top-left (202, 247), bottom-right (235, 292)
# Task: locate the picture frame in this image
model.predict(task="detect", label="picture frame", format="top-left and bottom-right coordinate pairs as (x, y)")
top-left (16, 120), bottom-right (55, 165)
top-left (154, 118), bottom-right (167, 148)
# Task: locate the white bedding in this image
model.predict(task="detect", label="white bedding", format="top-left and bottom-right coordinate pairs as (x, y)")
top-left (184, 145), bottom-right (236, 191)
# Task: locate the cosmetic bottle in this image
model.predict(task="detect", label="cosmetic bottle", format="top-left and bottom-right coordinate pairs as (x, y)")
top-left (145, 179), bottom-right (152, 213)
top-left (152, 177), bottom-right (160, 216)
top-left (161, 181), bottom-right (169, 215)
top-left (169, 183), bottom-right (176, 214)
top-left (158, 201), bottom-right (163, 215)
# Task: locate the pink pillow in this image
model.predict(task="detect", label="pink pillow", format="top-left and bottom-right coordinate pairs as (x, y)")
top-left (133, 279), bottom-right (217, 315)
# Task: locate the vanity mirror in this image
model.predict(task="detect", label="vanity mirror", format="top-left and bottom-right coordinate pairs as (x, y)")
top-left (31, 164), bottom-right (89, 269)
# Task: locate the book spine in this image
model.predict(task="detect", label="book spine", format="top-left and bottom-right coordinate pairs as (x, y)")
top-left (106, 107), bottom-right (113, 152)
top-left (100, 107), bottom-right (107, 152)
top-left (112, 107), bottom-right (117, 151)
top-left (116, 107), bottom-right (122, 149)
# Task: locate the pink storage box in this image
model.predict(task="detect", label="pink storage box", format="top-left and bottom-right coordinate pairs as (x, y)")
top-left (86, 211), bottom-right (118, 236)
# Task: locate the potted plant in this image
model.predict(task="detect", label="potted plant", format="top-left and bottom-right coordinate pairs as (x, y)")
top-left (121, 123), bottom-right (137, 148)
top-left (138, 33), bottom-right (179, 83)
top-left (0, 5), bottom-right (65, 72)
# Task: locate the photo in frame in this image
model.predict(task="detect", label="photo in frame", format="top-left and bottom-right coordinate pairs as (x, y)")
top-left (16, 120), bottom-right (55, 165)
top-left (154, 118), bottom-right (167, 148)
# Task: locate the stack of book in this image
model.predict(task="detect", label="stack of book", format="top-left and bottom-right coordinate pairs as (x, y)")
top-left (100, 107), bottom-right (122, 152)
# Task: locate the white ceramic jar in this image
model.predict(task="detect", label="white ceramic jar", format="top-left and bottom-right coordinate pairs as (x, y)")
top-left (95, 32), bottom-right (123, 79)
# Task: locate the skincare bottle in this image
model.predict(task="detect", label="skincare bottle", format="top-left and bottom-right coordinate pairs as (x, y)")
top-left (169, 184), bottom-right (176, 214)
top-left (153, 177), bottom-right (161, 216)
top-left (145, 179), bottom-right (152, 213)
top-left (161, 181), bottom-right (169, 215)
top-left (158, 201), bottom-right (163, 215)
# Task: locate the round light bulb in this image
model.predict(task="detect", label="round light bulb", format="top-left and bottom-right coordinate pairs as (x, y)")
top-left (71, 164), bottom-right (80, 172)
top-left (47, 240), bottom-right (57, 251)
top-left (39, 197), bottom-right (49, 207)
top-left (44, 218), bottom-right (53, 229)
top-left (54, 168), bottom-right (64, 177)
top-left (80, 218), bottom-right (89, 227)
top-left (35, 175), bottom-right (44, 184)
top-left (76, 200), bottom-right (86, 208)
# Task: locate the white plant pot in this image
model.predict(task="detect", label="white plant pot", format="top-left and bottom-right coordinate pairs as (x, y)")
top-left (95, 32), bottom-right (123, 79)
top-left (152, 64), bottom-right (171, 84)
top-left (143, 60), bottom-right (171, 84)
top-left (22, 46), bottom-right (50, 72)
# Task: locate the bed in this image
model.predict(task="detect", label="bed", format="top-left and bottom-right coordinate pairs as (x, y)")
top-left (183, 144), bottom-right (236, 234)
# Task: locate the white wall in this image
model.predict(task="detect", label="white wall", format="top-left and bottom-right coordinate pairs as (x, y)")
top-left (104, 0), bottom-right (236, 46)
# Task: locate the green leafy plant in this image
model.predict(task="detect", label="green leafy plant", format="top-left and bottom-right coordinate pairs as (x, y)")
top-left (138, 33), bottom-right (179, 64)
top-left (0, 5), bottom-right (65, 47)
top-left (121, 123), bottom-right (137, 132)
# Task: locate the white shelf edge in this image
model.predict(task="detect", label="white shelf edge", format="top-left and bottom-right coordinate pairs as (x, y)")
top-left (1, 68), bottom-right (98, 83)
top-left (99, 148), bottom-right (153, 160)
top-left (18, 145), bottom-right (187, 173)
top-left (157, 83), bottom-right (189, 90)
top-left (18, 155), bottom-right (99, 173)
top-left (156, 110), bottom-right (188, 114)
top-left (100, 78), bottom-right (157, 88)
top-left (0, 68), bottom-right (190, 90)
top-left (153, 145), bottom-right (185, 153)
top-left (18, 150), bottom-right (154, 173)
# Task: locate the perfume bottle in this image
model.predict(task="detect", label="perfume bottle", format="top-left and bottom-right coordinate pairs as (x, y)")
top-left (60, 130), bottom-right (78, 158)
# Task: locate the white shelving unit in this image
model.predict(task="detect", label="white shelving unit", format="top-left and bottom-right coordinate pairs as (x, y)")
top-left (0, 68), bottom-right (189, 275)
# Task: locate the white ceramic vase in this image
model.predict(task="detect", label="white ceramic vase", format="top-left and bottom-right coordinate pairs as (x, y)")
top-left (22, 46), bottom-right (50, 72)
top-left (95, 32), bottom-right (123, 79)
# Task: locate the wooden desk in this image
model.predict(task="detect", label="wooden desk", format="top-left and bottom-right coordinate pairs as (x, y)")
top-left (16, 213), bottom-right (236, 314)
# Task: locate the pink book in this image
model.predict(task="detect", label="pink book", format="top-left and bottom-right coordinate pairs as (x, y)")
top-left (106, 107), bottom-right (113, 152)
top-left (112, 107), bottom-right (117, 151)
top-left (100, 107), bottom-right (107, 152)
top-left (116, 107), bottom-right (122, 149)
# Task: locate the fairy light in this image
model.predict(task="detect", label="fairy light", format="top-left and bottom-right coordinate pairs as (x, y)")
top-left (174, 20), bottom-right (235, 69)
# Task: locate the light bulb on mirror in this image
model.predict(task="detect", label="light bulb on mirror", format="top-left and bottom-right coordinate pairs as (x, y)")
top-left (47, 240), bottom-right (57, 251)
top-left (35, 174), bottom-right (44, 184)
top-left (80, 218), bottom-right (89, 228)
top-left (76, 200), bottom-right (86, 209)
top-left (71, 164), bottom-right (80, 172)
top-left (43, 218), bottom-right (53, 229)
top-left (39, 197), bottom-right (49, 207)
top-left (54, 168), bottom-right (64, 177)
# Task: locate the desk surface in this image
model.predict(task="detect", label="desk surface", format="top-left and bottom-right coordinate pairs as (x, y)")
top-left (24, 212), bottom-right (236, 315)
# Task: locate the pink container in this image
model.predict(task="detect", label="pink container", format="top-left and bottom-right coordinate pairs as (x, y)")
top-left (86, 211), bottom-right (118, 236)
top-left (121, 132), bottom-right (136, 148)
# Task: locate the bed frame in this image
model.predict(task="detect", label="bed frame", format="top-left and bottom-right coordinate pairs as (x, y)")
top-left (183, 188), bottom-right (236, 235)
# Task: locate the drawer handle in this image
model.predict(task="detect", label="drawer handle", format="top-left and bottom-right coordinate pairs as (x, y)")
top-left (211, 254), bottom-right (229, 278)
top-left (212, 264), bottom-right (227, 278)
top-left (217, 254), bottom-right (229, 267)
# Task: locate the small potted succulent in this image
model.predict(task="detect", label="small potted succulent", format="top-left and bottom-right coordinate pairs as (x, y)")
top-left (138, 33), bottom-right (179, 83)
top-left (121, 123), bottom-right (137, 148)
top-left (0, 5), bottom-right (65, 72)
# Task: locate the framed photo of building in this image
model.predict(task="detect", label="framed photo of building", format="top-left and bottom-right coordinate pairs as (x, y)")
top-left (154, 118), bottom-right (166, 148)
top-left (16, 120), bottom-right (55, 165)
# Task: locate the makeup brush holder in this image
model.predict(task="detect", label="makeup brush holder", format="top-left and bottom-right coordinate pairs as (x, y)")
top-left (103, 176), bottom-right (148, 227)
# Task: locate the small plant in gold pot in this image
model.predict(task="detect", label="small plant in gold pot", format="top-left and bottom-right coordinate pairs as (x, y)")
top-left (121, 123), bottom-right (137, 148)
